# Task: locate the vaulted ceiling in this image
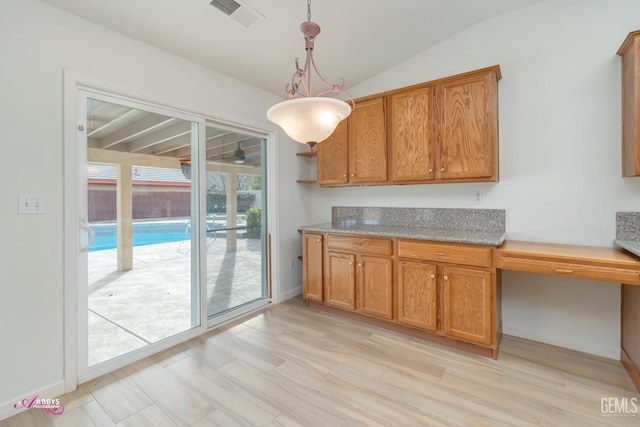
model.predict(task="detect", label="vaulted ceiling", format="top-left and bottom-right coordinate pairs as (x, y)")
top-left (45, 0), bottom-right (542, 168)
top-left (41, 0), bottom-right (542, 96)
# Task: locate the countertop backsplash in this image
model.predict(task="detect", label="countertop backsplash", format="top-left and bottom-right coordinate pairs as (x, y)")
top-left (331, 206), bottom-right (505, 233)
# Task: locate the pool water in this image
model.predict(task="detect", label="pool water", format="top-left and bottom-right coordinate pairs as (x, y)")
top-left (89, 231), bottom-right (191, 252)
top-left (88, 221), bottom-right (226, 252)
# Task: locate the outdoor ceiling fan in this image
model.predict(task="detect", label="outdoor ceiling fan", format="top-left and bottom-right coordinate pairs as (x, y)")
top-left (233, 141), bottom-right (246, 164)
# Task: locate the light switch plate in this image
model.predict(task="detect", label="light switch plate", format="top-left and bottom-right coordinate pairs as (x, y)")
top-left (18, 194), bottom-right (45, 214)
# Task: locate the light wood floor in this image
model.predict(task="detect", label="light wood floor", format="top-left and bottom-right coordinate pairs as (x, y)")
top-left (2, 297), bottom-right (639, 426)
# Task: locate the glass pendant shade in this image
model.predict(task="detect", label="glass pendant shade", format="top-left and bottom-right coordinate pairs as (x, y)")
top-left (267, 97), bottom-right (351, 145)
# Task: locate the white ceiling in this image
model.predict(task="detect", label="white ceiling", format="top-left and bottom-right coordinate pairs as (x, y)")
top-left (41, 0), bottom-right (542, 96)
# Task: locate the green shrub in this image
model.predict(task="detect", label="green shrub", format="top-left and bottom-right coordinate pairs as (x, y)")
top-left (246, 207), bottom-right (262, 238)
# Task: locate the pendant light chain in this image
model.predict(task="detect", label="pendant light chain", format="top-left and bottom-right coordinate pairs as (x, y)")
top-left (307, 0), bottom-right (311, 22)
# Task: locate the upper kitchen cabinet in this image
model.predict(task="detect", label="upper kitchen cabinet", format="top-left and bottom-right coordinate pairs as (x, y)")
top-left (618, 30), bottom-right (640, 177)
top-left (388, 66), bottom-right (501, 183)
top-left (317, 97), bottom-right (387, 186)
top-left (348, 97), bottom-right (388, 183)
top-left (316, 66), bottom-right (500, 187)
top-left (389, 86), bottom-right (436, 182)
top-left (438, 67), bottom-right (500, 181)
top-left (317, 119), bottom-right (348, 185)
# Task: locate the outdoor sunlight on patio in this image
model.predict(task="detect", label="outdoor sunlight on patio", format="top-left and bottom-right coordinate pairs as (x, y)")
top-left (88, 233), bottom-right (263, 366)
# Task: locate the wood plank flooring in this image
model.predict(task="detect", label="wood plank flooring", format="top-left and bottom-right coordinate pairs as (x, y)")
top-left (1, 297), bottom-right (638, 426)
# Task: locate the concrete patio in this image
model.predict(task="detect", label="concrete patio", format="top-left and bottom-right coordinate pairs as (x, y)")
top-left (87, 234), bottom-right (265, 366)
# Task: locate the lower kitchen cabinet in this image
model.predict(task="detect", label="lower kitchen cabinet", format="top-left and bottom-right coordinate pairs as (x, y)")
top-left (396, 239), bottom-right (498, 349)
top-left (302, 233), bottom-right (324, 302)
top-left (302, 232), bottom-right (500, 357)
top-left (325, 251), bottom-right (357, 310)
top-left (324, 234), bottom-right (394, 320)
top-left (442, 266), bottom-right (493, 346)
top-left (397, 260), bottom-right (438, 331)
top-left (358, 256), bottom-right (394, 320)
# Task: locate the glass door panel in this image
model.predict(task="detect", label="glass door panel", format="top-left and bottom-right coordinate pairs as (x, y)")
top-left (204, 125), bottom-right (268, 319)
top-left (83, 95), bottom-right (200, 369)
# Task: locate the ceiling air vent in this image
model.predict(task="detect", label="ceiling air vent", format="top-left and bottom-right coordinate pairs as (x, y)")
top-left (209, 0), bottom-right (264, 28)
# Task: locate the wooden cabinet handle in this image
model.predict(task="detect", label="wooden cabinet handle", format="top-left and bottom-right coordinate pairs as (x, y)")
top-left (554, 268), bottom-right (574, 274)
top-left (440, 168), bottom-right (446, 172)
top-left (343, 174), bottom-right (347, 178)
top-left (350, 173), bottom-right (355, 177)
top-left (433, 252), bottom-right (447, 256)
top-left (428, 168), bottom-right (433, 173)
top-left (349, 262), bottom-right (353, 265)
top-left (430, 274), bottom-right (436, 279)
top-left (357, 263), bottom-right (363, 267)
top-left (444, 275), bottom-right (449, 280)
top-left (316, 239), bottom-right (321, 242)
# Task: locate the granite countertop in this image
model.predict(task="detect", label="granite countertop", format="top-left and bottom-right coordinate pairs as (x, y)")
top-left (614, 212), bottom-right (640, 258)
top-left (299, 223), bottom-right (506, 246)
top-left (614, 239), bottom-right (640, 258)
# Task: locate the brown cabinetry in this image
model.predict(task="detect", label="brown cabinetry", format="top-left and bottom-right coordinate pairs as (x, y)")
top-left (397, 260), bottom-right (438, 331)
top-left (317, 97), bottom-right (387, 186)
top-left (301, 232), bottom-right (500, 357)
top-left (618, 30), bottom-right (640, 177)
top-left (442, 266), bottom-right (493, 346)
top-left (397, 240), bottom-right (499, 349)
top-left (438, 70), bottom-right (498, 180)
top-left (302, 233), bottom-right (323, 302)
top-left (389, 87), bottom-right (436, 182)
top-left (317, 66), bottom-right (500, 186)
top-left (324, 235), bottom-right (394, 320)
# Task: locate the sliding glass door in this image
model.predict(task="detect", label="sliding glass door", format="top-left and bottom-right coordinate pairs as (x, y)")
top-left (75, 89), bottom-right (270, 381)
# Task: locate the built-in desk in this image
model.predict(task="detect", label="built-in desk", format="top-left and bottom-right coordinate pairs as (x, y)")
top-left (497, 240), bottom-right (640, 391)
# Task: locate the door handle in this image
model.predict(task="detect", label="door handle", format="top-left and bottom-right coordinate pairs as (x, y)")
top-left (79, 218), bottom-right (95, 252)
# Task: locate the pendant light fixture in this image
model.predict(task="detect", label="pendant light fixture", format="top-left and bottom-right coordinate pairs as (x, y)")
top-left (266, 0), bottom-right (353, 149)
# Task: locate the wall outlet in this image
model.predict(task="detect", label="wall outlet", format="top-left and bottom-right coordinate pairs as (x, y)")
top-left (473, 191), bottom-right (483, 205)
top-left (18, 194), bottom-right (46, 214)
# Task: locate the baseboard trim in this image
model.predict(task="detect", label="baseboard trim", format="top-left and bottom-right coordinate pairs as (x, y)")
top-left (0, 380), bottom-right (66, 422)
top-left (502, 323), bottom-right (619, 359)
top-left (279, 286), bottom-right (302, 302)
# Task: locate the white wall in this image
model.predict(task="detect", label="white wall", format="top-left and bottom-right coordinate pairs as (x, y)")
top-left (303, 0), bottom-right (640, 358)
top-left (0, 0), bottom-right (304, 417)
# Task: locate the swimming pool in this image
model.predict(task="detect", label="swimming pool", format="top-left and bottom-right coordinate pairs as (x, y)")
top-left (88, 221), bottom-right (221, 252)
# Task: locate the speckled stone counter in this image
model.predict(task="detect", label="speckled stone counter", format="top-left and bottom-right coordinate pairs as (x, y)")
top-left (300, 207), bottom-right (506, 246)
top-left (615, 212), bottom-right (640, 258)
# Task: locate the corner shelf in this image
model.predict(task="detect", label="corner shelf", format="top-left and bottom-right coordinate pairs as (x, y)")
top-left (296, 149), bottom-right (318, 184)
top-left (296, 150), bottom-right (317, 158)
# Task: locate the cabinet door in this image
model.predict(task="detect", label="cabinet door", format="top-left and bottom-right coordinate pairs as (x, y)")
top-left (390, 87), bottom-right (436, 182)
top-left (439, 70), bottom-right (498, 180)
top-left (443, 266), bottom-right (493, 346)
top-left (397, 260), bottom-right (438, 331)
top-left (302, 233), bottom-right (323, 302)
top-left (348, 97), bottom-right (387, 183)
top-left (358, 256), bottom-right (393, 320)
top-left (318, 119), bottom-right (348, 185)
top-left (325, 251), bottom-right (356, 310)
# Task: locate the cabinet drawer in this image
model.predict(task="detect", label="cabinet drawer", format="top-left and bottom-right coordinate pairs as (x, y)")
top-left (326, 235), bottom-right (393, 255)
top-left (498, 257), bottom-right (640, 284)
top-left (398, 240), bottom-right (493, 268)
